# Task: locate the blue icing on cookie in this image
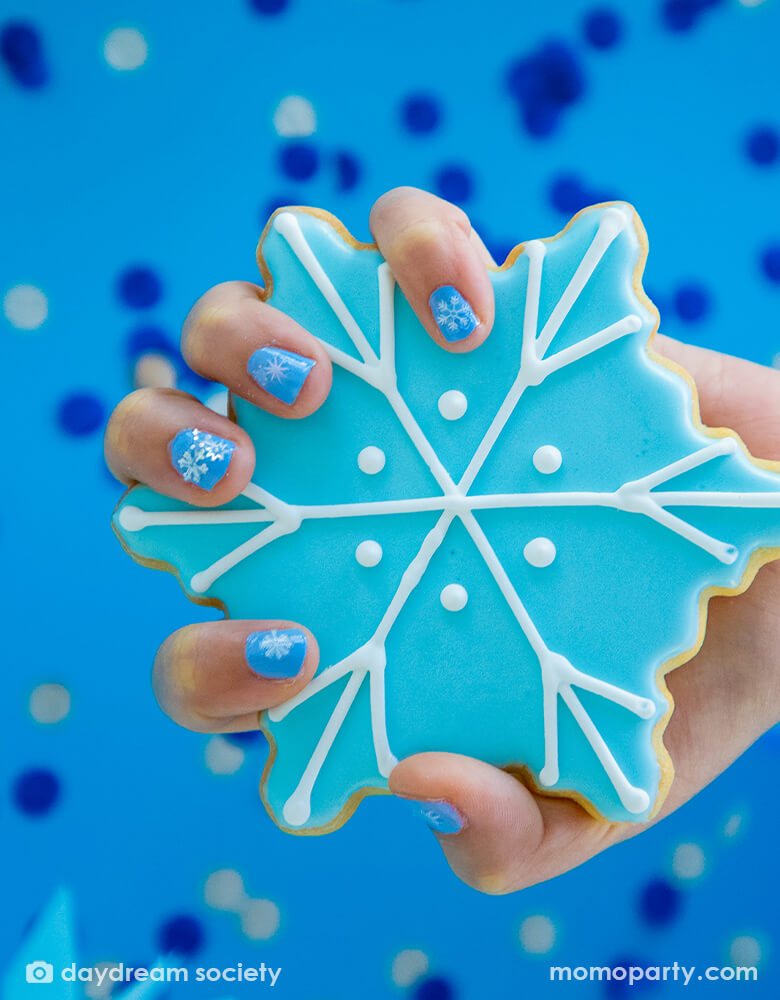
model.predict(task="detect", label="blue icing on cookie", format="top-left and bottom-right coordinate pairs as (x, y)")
top-left (113, 202), bottom-right (780, 833)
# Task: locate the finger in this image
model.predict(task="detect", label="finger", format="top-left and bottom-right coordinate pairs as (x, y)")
top-left (652, 335), bottom-right (780, 459)
top-left (182, 281), bottom-right (332, 418)
top-left (390, 752), bottom-right (617, 893)
top-left (369, 186), bottom-right (494, 353)
top-left (105, 387), bottom-right (254, 506)
top-left (153, 620), bottom-right (319, 733)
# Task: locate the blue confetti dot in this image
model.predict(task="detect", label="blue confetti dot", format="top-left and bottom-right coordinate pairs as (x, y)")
top-left (661, 0), bottom-right (722, 33)
top-left (0, 21), bottom-right (48, 88)
top-left (583, 9), bottom-right (623, 49)
top-left (158, 915), bottom-right (205, 956)
top-left (506, 41), bottom-right (585, 138)
top-left (414, 977), bottom-right (455, 1000)
top-left (745, 126), bottom-right (779, 166)
top-left (58, 392), bottom-right (105, 436)
top-left (226, 729), bottom-right (269, 748)
top-left (335, 151), bottom-right (361, 191)
top-left (674, 283), bottom-right (710, 322)
top-left (639, 878), bottom-right (682, 925)
top-left (248, 0), bottom-right (288, 13)
top-left (434, 165), bottom-right (473, 204)
top-left (262, 194), bottom-right (297, 223)
top-left (117, 267), bottom-right (163, 309)
top-left (550, 174), bottom-right (588, 214)
top-left (279, 142), bottom-right (319, 181)
top-left (605, 956), bottom-right (658, 996)
top-left (761, 244), bottom-right (780, 283)
top-left (125, 325), bottom-right (177, 359)
top-left (13, 768), bottom-right (60, 816)
top-left (522, 100), bottom-right (560, 138)
top-left (402, 94), bottom-right (441, 134)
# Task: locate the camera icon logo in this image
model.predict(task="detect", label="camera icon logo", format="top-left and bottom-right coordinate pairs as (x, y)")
top-left (26, 961), bottom-right (54, 984)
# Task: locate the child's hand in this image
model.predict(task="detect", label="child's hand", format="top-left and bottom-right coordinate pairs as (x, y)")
top-left (105, 189), bottom-right (780, 892)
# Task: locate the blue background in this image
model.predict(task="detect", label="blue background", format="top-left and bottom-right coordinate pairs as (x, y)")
top-left (3, 0), bottom-right (780, 996)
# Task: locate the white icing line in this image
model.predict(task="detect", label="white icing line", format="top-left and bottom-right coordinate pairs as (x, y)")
top-left (282, 669), bottom-right (366, 827)
top-left (189, 521), bottom-right (293, 593)
top-left (559, 684), bottom-right (650, 815)
top-left (535, 206), bottom-right (628, 359)
top-left (531, 314), bottom-right (641, 384)
top-left (378, 261), bottom-right (396, 379)
top-left (630, 438), bottom-right (737, 492)
top-left (274, 212), bottom-right (378, 365)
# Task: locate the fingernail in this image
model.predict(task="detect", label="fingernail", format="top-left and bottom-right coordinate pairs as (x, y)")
top-left (169, 428), bottom-right (234, 490)
top-left (247, 346), bottom-right (316, 405)
top-left (245, 628), bottom-right (307, 679)
top-left (411, 799), bottom-right (465, 834)
top-left (429, 286), bottom-right (479, 342)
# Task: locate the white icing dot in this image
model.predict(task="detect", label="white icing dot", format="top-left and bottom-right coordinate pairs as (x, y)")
top-left (438, 389), bottom-right (468, 420)
top-left (204, 735), bottom-right (244, 775)
top-left (358, 445), bottom-right (386, 474)
top-left (523, 537), bottom-right (556, 568)
top-left (283, 795), bottom-right (310, 827)
top-left (204, 869), bottom-right (246, 912)
top-left (519, 915), bottom-right (556, 954)
top-left (273, 95), bottom-right (317, 137)
top-left (241, 898), bottom-right (281, 940)
top-left (204, 388), bottom-right (229, 415)
top-left (133, 352), bottom-right (177, 390)
top-left (533, 444), bottom-right (562, 474)
top-left (622, 785), bottom-right (651, 814)
top-left (729, 935), bottom-right (761, 967)
top-left (3, 284), bottom-right (48, 329)
top-left (29, 683), bottom-right (71, 724)
top-left (440, 583), bottom-right (468, 612)
top-left (672, 841), bottom-right (706, 881)
top-left (190, 571), bottom-right (209, 593)
top-left (356, 540), bottom-right (382, 567)
top-left (118, 505), bottom-right (145, 532)
top-left (103, 28), bottom-right (148, 70)
top-left (391, 950), bottom-right (429, 988)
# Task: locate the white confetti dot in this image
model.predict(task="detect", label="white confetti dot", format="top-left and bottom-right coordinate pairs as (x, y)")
top-left (205, 736), bottom-right (244, 775)
top-left (533, 444), bottom-right (562, 474)
top-left (205, 869), bottom-right (246, 912)
top-left (519, 914), bottom-right (556, 954)
top-left (133, 352), bottom-right (177, 389)
top-left (3, 284), bottom-right (48, 330)
top-left (438, 389), bottom-right (468, 420)
top-left (358, 445), bottom-right (386, 474)
top-left (738, 0), bottom-right (767, 6)
top-left (523, 537), bottom-right (556, 568)
top-left (729, 935), bottom-right (761, 966)
top-left (723, 812), bottom-right (745, 839)
top-left (440, 583), bottom-right (468, 612)
top-left (205, 388), bottom-right (230, 415)
top-left (84, 963), bottom-right (121, 999)
top-left (29, 683), bottom-right (71, 724)
top-left (356, 539), bottom-right (382, 567)
top-left (672, 841), bottom-right (706, 881)
top-left (391, 949), bottom-right (429, 988)
top-left (104, 28), bottom-right (148, 71)
top-left (273, 95), bottom-right (317, 137)
top-left (241, 898), bottom-right (280, 940)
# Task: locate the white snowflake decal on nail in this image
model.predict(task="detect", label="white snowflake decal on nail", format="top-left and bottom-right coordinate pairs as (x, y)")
top-left (259, 630), bottom-right (295, 659)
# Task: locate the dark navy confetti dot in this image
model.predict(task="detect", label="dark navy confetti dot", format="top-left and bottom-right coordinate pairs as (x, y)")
top-left (761, 244), bottom-right (780, 283)
top-left (745, 126), bottom-right (779, 166)
top-left (1, 21), bottom-right (48, 88)
top-left (414, 977), bottom-right (455, 1000)
top-left (13, 768), bottom-right (60, 816)
top-left (125, 325), bottom-right (177, 360)
top-left (639, 878), bottom-right (682, 926)
top-left (279, 142), bottom-right (319, 181)
top-left (225, 729), bottom-right (269, 748)
top-left (506, 41), bottom-right (585, 139)
top-left (262, 194), bottom-right (297, 223)
top-left (674, 283), bottom-right (710, 322)
top-left (661, 0), bottom-right (722, 34)
top-left (605, 956), bottom-right (657, 996)
top-left (117, 266), bottom-right (163, 309)
top-left (434, 165), bottom-right (473, 204)
top-left (335, 151), bottom-right (361, 191)
top-left (157, 915), bottom-right (205, 956)
top-left (550, 174), bottom-right (589, 214)
top-left (402, 94), bottom-right (441, 134)
top-left (248, 0), bottom-right (288, 14)
top-left (58, 392), bottom-right (105, 436)
top-left (583, 9), bottom-right (623, 49)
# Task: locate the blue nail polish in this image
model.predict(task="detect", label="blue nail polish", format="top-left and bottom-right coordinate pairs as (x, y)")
top-left (169, 428), bottom-right (234, 490)
top-left (429, 286), bottom-right (479, 342)
top-left (245, 628), bottom-right (307, 679)
top-left (412, 799), bottom-right (464, 834)
top-left (247, 346), bottom-right (316, 405)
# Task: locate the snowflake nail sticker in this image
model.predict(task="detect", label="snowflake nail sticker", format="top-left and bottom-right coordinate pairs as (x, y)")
top-left (247, 346), bottom-right (316, 405)
top-left (429, 286), bottom-right (479, 341)
top-left (169, 428), bottom-right (234, 490)
top-left (115, 203), bottom-right (780, 834)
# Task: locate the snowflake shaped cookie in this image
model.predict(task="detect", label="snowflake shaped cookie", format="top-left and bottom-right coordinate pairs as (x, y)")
top-left (113, 203), bottom-right (780, 834)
